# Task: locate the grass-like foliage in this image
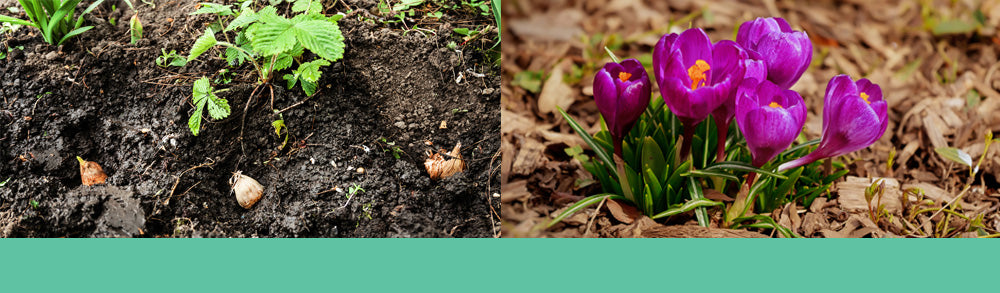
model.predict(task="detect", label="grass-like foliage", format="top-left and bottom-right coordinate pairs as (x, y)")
top-left (554, 98), bottom-right (844, 237)
top-left (0, 0), bottom-right (105, 45)
top-left (188, 77), bottom-right (231, 136)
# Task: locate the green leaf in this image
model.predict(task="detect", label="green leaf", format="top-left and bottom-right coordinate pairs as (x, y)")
top-left (641, 137), bottom-right (666, 177)
top-left (226, 7), bottom-right (258, 31)
top-left (704, 161), bottom-right (787, 180)
top-left (683, 169), bottom-right (739, 182)
top-left (0, 15), bottom-right (35, 27)
top-left (556, 107), bottom-right (614, 173)
top-left (46, 0), bottom-right (83, 39)
top-left (189, 77), bottom-right (229, 135)
top-left (57, 26), bottom-right (93, 45)
top-left (76, 0), bottom-right (105, 29)
top-left (292, 0), bottom-right (323, 14)
top-left (188, 106), bottom-right (204, 136)
top-left (935, 147), bottom-right (972, 167)
top-left (206, 94), bottom-right (230, 120)
top-left (188, 28), bottom-right (217, 61)
top-left (291, 19), bottom-right (345, 62)
top-left (251, 17), bottom-right (297, 56)
top-left (191, 3), bottom-right (234, 16)
top-left (650, 198), bottom-right (723, 220)
top-left (546, 194), bottom-right (625, 228)
top-left (129, 14), bottom-right (142, 44)
top-left (687, 177), bottom-right (710, 227)
top-left (932, 19), bottom-right (976, 35)
top-left (296, 59), bottom-right (330, 83)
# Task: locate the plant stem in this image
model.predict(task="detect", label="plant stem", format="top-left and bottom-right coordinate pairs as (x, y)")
top-left (715, 119), bottom-right (728, 163)
top-left (216, 41), bottom-right (264, 83)
top-left (679, 122), bottom-right (697, 163)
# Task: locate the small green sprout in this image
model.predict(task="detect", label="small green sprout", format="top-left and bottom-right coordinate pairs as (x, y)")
top-left (379, 138), bottom-right (404, 159)
top-left (129, 14), bottom-right (143, 44)
top-left (155, 49), bottom-right (187, 67)
top-left (348, 184), bottom-right (365, 198)
top-left (29, 200), bottom-right (39, 209)
top-left (0, 177), bottom-right (10, 187)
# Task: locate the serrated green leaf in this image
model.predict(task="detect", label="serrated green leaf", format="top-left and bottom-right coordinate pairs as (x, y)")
top-left (300, 80), bottom-right (318, 96)
top-left (193, 76), bottom-right (212, 98)
top-left (255, 6), bottom-right (284, 24)
top-left (292, 0), bottom-right (322, 14)
top-left (291, 20), bottom-right (345, 62)
top-left (935, 147), bottom-right (972, 167)
top-left (296, 59), bottom-right (330, 83)
top-left (188, 106), bottom-right (204, 136)
top-left (225, 7), bottom-right (258, 31)
top-left (206, 94), bottom-right (230, 120)
top-left (251, 19), bottom-right (297, 56)
top-left (188, 28), bottom-right (217, 61)
top-left (283, 73), bottom-right (298, 89)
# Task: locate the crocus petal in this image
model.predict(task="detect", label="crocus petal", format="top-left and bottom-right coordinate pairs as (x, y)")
top-left (676, 29), bottom-right (713, 72)
top-left (652, 33), bottom-right (680, 84)
top-left (592, 59), bottom-right (652, 149)
top-left (737, 17), bottom-right (812, 89)
top-left (734, 79), bottom-right (806, 167)
top-left (778, 75), bottom-right (888, 171)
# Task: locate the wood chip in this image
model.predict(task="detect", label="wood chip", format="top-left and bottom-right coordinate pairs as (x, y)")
top-left (837, 176), bottom-right (903, 214)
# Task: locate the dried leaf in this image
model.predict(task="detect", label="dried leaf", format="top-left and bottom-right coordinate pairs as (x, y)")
top-left (536, 61), bottom-right (575, 115)
top-left (424, 143), bottom-right (466, 180)
top-left (605, 199), bottom-right (641, 224)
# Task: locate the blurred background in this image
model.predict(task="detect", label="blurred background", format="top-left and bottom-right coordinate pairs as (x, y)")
top-left (500, 0), bottom-right (1000, 237)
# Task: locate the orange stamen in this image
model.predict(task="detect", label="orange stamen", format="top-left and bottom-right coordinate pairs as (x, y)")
top-left (768, 101), bottom-right (783, 109)
top-left (687, 60), bottom-right (710, 90)
top-left (860, 92), bottom-right (871, 104)
top-left (618, 71), bottom-right (632, 82)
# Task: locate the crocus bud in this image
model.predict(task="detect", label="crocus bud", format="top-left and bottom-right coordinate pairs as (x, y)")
top-left (736, 17), bottom-right (812, 89)
top-left (593, 58), bottom-right (651, 158)
top-left (735, 78), bottom-right (807, 167)
top-left (777, 75), bottom-right (888, 171)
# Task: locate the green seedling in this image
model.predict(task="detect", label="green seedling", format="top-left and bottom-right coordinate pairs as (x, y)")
top-left (271, 114), bottom-right (289, 150)
top-left (348, 184), bottom-right (364, 198)
top-left (129, 14), bottom-right (142, 44)
top-left (29, 200), bottom-right (39, 209)
top-left (155, 49), bottom-right (187, 67)
top-left (109, 4), bottom-right (117, 26)
top-left (379, 137), bottom-right (403, 159)
top-left (187, 77), bottom-right (231, 136)
top-left (0, 0), bottom-right (106, 45)
top-left (0, 177), bottom-right (10, 187)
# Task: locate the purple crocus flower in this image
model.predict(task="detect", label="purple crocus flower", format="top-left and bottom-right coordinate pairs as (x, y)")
top-left (653, 28), bottom-right (747, 160)
top-left (736, 17), bottom-right (812, 89)
top-left (735, 78), bottom-right (807, 168)
top-left (777, 75), bottom-right (888, 171)
top-left (711, 59), bottom-right (767, 162)
top-left (593, 58), bottom-right (652, 158)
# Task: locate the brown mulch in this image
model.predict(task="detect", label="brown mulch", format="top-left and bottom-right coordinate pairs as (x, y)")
top-left (501, 0), bottom-right (1000, 238)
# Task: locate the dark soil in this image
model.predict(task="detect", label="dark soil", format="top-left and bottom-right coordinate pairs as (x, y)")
top-left (0, 0), bottom-right (500, 237)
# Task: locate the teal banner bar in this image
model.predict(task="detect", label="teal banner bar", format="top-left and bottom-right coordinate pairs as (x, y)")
top-left (1, 239), bottom-right (996, 291)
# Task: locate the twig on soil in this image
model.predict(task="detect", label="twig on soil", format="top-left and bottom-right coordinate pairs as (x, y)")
top-left (165, 158), bottom-right (216, 205)
top-left (487, 148), bottom-right (501, 238)
top-left (583, 197), bottom-right (608, 237)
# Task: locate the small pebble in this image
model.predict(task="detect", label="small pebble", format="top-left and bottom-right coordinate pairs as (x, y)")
top-left (356, 167), bottom-right (365, 174)
top-left (394, 121), bottom-right (406, 128)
